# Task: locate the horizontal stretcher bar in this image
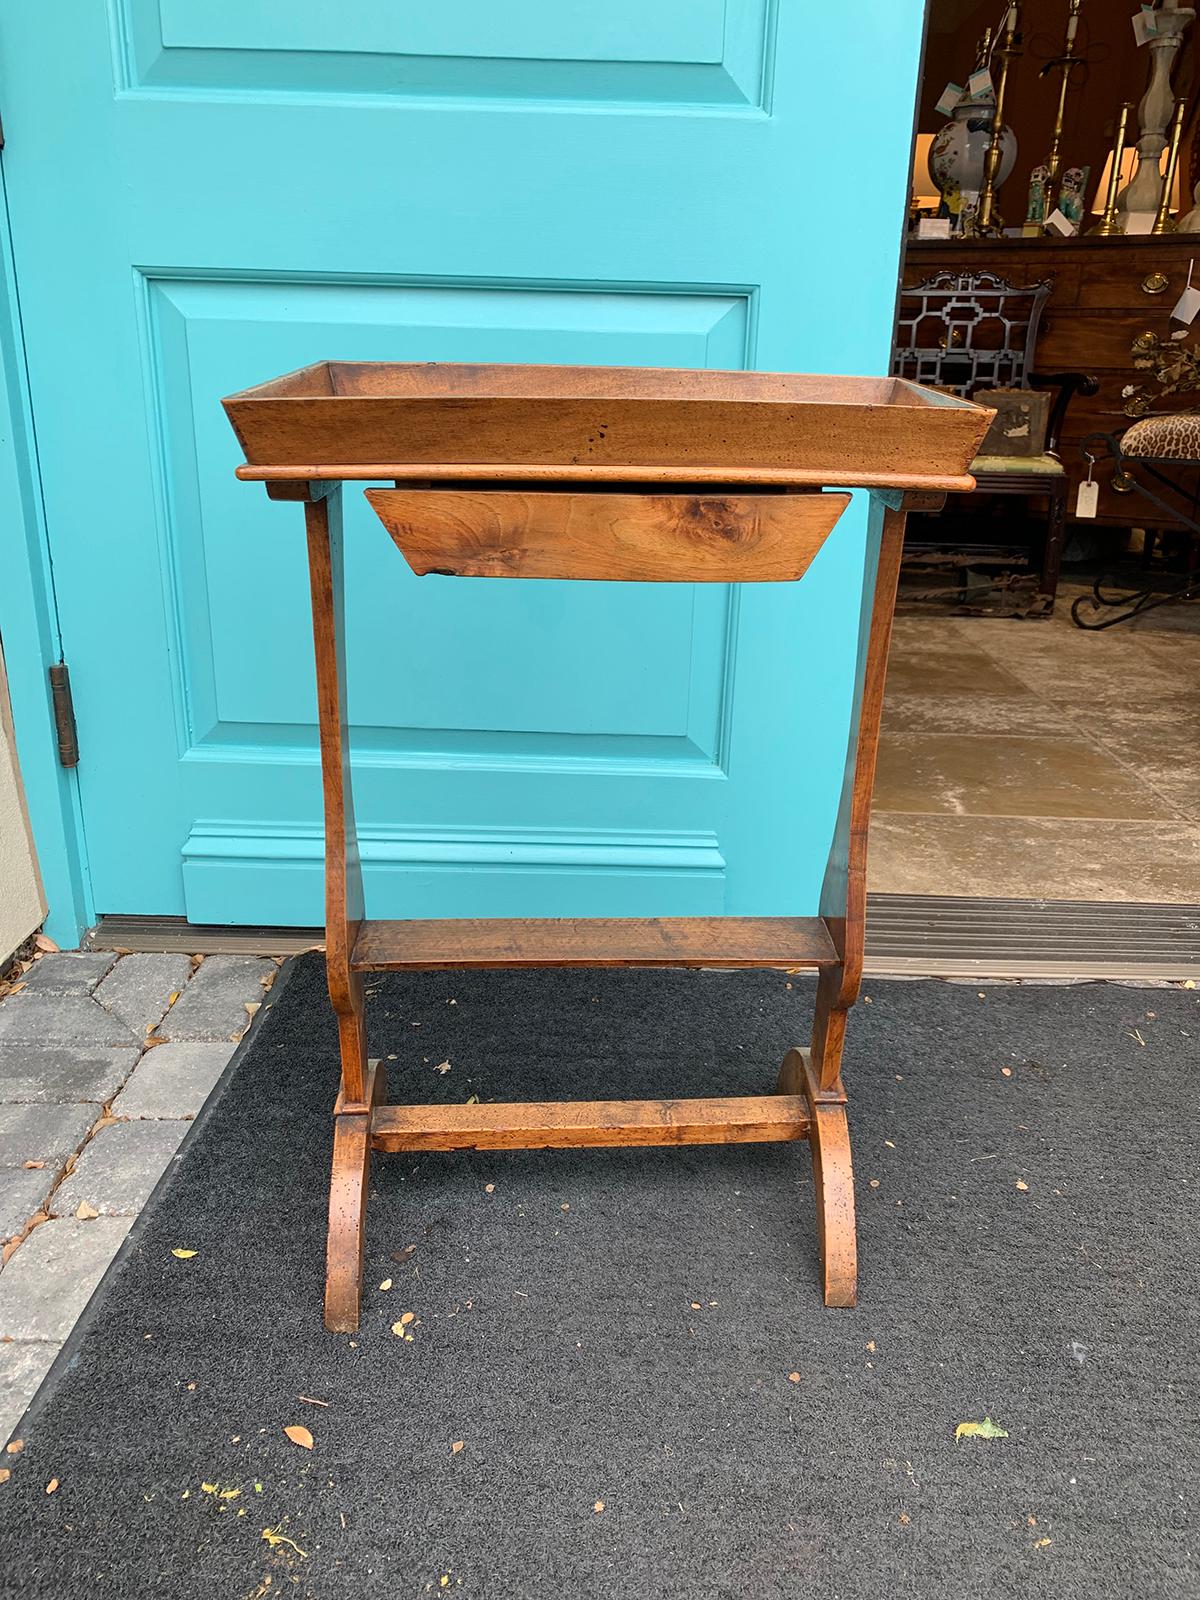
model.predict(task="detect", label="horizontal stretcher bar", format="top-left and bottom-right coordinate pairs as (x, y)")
top-left (351, 916), bottom-right (840, 971)
top-left (370, 1095), bottom-right (812, 1152)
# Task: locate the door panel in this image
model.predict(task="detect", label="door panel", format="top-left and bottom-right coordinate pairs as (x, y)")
top-left (120, 0), bottom-right (772, 105)
top-left (0, 1), bottom-right (924, 927)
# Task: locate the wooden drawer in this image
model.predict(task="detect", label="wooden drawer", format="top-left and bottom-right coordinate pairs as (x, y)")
top-left (1073, 251), bottom-right (1195, 309)
top-left (902, 246), bottom-right (1088, 305)
top-left (1048, 373), bottom-right (1142, 434)
top-left (1038, 310), bottom-right (1174, 370)
top-left (364, 488), bottom-right (853, 583)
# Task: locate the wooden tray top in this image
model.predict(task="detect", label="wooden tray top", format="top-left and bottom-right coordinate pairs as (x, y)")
top-left (223, 361), bottom-right (993, 490)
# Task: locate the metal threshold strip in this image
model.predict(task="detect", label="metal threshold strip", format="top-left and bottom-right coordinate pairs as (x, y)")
top-left (90, 896), bottom-right (1200, 981)
top-left (863, 895), bottom-right (1200, 981)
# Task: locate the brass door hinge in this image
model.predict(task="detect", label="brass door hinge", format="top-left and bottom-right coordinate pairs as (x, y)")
top-left (48, 663), bottom-right (78, 767)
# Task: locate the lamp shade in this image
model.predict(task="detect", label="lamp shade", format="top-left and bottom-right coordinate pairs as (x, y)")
top-left (1091, 146), bottom-right (1182, 212)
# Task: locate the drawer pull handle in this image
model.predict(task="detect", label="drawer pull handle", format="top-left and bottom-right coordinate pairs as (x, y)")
top-left (1141, 271), bottom-right (1169, 295)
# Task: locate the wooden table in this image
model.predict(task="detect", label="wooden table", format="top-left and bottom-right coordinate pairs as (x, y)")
top-left (223, 362), bottom-right (992, 1331)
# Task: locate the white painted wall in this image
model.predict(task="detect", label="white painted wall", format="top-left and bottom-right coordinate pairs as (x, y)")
top-left (0, 641), bottom-right (45, 961)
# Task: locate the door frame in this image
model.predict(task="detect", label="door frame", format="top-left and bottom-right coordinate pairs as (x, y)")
top-left (0, 166), bottom-right (92, 948)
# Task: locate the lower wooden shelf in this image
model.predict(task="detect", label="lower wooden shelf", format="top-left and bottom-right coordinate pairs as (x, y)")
top-left (371, 1094), bottom-right (812, 1151)
top-left (351, 915), bottom-right (838, 971)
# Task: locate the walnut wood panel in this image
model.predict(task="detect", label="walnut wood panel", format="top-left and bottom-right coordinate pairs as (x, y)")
top-left (370, 1094), bottom-right (811, 1152)
top-left (1071, 254), bottom-right (1196, 309)
top-left (364, 488), bottom-right (850, 582)
top-left (351, 916), bottom-right (839, 971)
top-left (1038, 311), bottom-right (1171, 370)
top-left (223, 362), bottom-right (991, 482)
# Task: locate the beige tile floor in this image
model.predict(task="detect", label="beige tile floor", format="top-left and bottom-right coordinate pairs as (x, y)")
top-left (869, 585), bottom-right (1200, 901)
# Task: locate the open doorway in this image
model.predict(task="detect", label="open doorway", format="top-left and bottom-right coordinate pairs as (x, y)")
top-left (872, 0), bottom-right (1200, 916)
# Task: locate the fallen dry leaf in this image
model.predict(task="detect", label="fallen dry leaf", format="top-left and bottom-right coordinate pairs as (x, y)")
top-left (74, 1201), bottom-right (99, 1221)
top-left (1016, 1180), bottom-right (1029, 1192)
top-left (262, 1525), bottom-right (308, 1558)
top-left (787, 1372), bottom-right (800, 1384)
top-left (451, 1441), bottom-right (464, 1455)
top-left (34, 934), bottom-right (59, 953)
top-left (23, 1161), bottom-right (45, 1170)
top-left (283, 1425), bottom-right (314, 1450)
top-left (484, 1183), bottom-right (494, 1194)
top-left (391, 1244), bottom-right (417, 1265)
top-left (1001, 1067), bottom-right (1013, 1077)
top-left (167, 990), bottom-right (181, 1007)
top-left (594, 1500), bottom-right (604, 1513)
top-left (244, 1002), bottom-right (261, 1020)
top-left (379, 1278), bottom-right (393, 1292)
top-left (0, 1468), bottom-right (9, 1485)
top-left (45, 1479), bottom-right (59, 1495)
top-left (4, 1441), bottom-right (22, 1455)
top-left (434, 1060), bottom-right (451, 1075)
top-left (171, 1248), bottom-right (197, 1260)
top-left (955, 1417), bottom-right (1009, 1442)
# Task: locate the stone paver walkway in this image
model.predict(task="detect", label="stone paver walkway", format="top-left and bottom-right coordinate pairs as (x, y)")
top-left (0, 949), bottom-right (278, 1444)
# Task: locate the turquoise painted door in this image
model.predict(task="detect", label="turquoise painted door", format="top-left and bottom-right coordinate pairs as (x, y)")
top-left (0, 3), bottom-right (923, 930)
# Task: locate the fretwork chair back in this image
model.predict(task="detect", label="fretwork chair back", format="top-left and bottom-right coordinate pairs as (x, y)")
top-left (892, 270), bottom-right (1097, 617)
top-left (892, 268), bottom-right (1051, 395)
top-left (222, 361), bottom-right (993, 1330)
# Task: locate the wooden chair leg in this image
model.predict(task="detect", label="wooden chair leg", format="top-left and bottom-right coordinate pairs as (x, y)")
top-left (778, 1046), bottom-right (857, 1308)
top-left (325, 1060), bottom-right (383, 1333)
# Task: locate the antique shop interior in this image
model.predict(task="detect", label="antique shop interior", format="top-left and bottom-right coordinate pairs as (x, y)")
top-left (873, 0), bottom-right (1200, 920)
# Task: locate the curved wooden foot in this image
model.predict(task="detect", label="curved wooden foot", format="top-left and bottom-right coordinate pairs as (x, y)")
top-left (778, 1047), bottom-right (857, 1308)
top-left (324, 1060), bottom-right (384, 1333)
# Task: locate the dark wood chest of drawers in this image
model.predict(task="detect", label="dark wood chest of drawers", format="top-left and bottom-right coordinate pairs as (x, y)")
top-left (904, 236), bottom-right (1200, 525)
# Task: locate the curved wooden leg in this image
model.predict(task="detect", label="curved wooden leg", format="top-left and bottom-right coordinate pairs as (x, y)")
top-left (778, 1047), bottom-right (857, 1308)
top-left (325, 1060), bottom-right (383, 1333)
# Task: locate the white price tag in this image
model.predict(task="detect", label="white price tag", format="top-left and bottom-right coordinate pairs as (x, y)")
top-left (1171, 261), bottom-right (1199, 323)
top-left (1125, 211), bottom-right (1155, 235)
top-left (916, 217), bottom-right (951, 240)
top-left (1133, 7), bottom-right (1159, 45)
top-left (967, 68), bottom-right (993, 99)
top-left (1076, 479), bottom-right (1099, 518)
top-left (1045, 208), bottom-right (1078, 237)
top-left (935, 81), bottom-right (962, 117)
